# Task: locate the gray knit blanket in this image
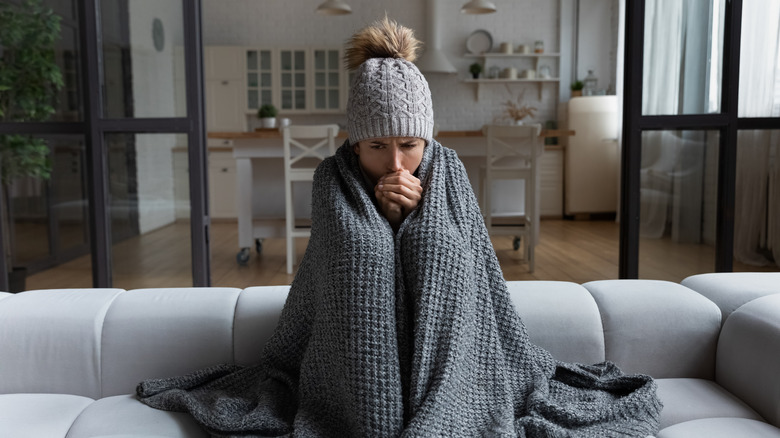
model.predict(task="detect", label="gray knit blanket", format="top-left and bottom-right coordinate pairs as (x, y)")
top-left (137, 140), bottom-right (662, 437)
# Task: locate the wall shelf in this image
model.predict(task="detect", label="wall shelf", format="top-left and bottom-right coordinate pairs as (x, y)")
top-left (463, 53), bottom-right (561, 101)
top-left (463, 78), bottom-right (560, 100)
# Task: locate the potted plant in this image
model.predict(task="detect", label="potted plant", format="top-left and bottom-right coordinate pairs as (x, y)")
top-left (571, 80), bottom-right (584, 97)
top-left (502, 88), bottom-right (537, 125)
top-left (469, 62), bottom-right (483, 79)
top-left (0, 0), bottom-right (62, 292)
top-left (257, 104), bottom-right (278, 129)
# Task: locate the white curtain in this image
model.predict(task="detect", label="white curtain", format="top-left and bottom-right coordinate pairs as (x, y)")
top-left (639, 0), bottom-right (708, 242)
top-left (734, 0), bottom-right (780, 266)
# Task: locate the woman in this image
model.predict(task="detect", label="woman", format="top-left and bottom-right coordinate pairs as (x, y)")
top-left (138, 17), bottom-right (662, 437)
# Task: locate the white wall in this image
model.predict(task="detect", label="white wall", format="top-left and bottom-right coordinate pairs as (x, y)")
top-left (128, 0), bottom-right (183, 234)
top-left (202, 0), bottom-right (565, 131)
top-left (576, 0), bottom-right (618, 94)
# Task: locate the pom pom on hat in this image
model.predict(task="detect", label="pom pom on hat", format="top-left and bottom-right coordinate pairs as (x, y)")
top-left (346, 17), bottom-right (434, 145)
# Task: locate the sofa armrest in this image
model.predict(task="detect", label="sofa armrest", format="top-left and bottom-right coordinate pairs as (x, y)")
top-left (716, 294), bottom-right (780, 428)
top-left (682, 273), bottom-right (780, 324)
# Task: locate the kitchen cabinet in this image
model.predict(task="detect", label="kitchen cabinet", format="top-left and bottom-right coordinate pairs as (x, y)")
top-left (463, 53), bottom-right (560, 100)
top-left (245, 49), bottom-right (274, 111)
top-left (172, 142), bottom-right (238, 220)
top-left (204, 46), bottom-right (246, 132)
top-left (205, 46), bottom-right (346, 127)
top-left (208, 149), bottom-right (238, 219)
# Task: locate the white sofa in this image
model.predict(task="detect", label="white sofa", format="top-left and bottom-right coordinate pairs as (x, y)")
top-left (1, 273), bottom-right (779, 437)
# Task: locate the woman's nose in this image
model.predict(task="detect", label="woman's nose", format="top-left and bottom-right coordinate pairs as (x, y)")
top-left (388, 148), bottom-right (404, 172)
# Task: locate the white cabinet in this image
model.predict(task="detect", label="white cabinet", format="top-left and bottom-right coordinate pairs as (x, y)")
top-left (539, 148), bottom-right (564, 217)
top-left (172, 144), bottom-right (238, 220)
top-left (204, 46), bottom-right (246, 132)
top-left (208, 149), bottom-right (238, 219)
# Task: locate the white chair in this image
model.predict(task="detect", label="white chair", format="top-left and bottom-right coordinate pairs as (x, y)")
top-left (283, 124), bottom-right (339, 274)
top-left (479, 124), bottom-right (543, 273)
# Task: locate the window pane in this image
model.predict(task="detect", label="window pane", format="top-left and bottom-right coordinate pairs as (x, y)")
top-left (295, 73), bottom-right (305, 88)
top-left (260, 50), bottom-right (271, 70)
top-left (1, 0), bottom-right (83, 122)
top-left (100, 0), bottom-right (187, 118)
top-left (738, 0), bottom-right (780, 117)
top-left (329, 72), bottom-right (339, 87)
top-left (329, 90), bottom-right (339, 109)
top-left (642, 0), bottom-right (724, 115)
top-left (281, 73), bottom-right (291, 88)
top-left (281, 51), bottom-right (291, 70)
top-left (11, 134), bottom-right (92, 291)
top-left (733, 130), bottom-right (780, 272)
top-left (315, 50), bottom-right (325, 70)
top-left (248, 72), bottom-right (258, 88)
top-left (246, 50), bottom-right (258, 70)
top-left (639, 130), bottom-right (719, 281)
top-left (295, 90), bottom-right (305, 109)
top-left (328, 50), bottom-right (339, 68)
top-left (261, 90), bottom-right (272, 106)
top-left (261, 73), bottom-right (272, 87)
top-left (315, 89), bottom-right (326, 108)
top-left (105, 133), bottom-right (192, 288)
top-left (294, 51), bottom-right (305, 69)
top-left (316, 72), bottom-right (325, 87)
top-left (282, 90), bottom-right (292, 109)
top-left (248, 89), bottom-right (258, 109)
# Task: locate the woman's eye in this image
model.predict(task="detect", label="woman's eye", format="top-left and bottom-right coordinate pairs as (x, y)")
top-left (370, 144), bottom-right (385, 149)
top-left (401, 143), bottom-right (418, 149)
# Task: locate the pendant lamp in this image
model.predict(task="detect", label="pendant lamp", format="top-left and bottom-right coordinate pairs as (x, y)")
top-left (316, 0), bottom-right (352, 15)
top-left (461, 0), bottom-right (497, 14)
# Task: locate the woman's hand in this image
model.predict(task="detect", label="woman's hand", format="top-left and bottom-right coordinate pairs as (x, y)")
top-left (374, 169), bottom-right (423, 231)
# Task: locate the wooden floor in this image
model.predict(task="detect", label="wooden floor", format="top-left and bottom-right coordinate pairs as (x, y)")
top-left (25, 219), bottom-right (777, 291)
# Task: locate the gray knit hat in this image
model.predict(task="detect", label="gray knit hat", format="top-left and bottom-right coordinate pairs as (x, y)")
top-left (345, 18), bottom-right (434, 144)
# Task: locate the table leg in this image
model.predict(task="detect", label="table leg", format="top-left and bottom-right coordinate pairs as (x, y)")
top-left (236, 157), bottom-right (253, 253)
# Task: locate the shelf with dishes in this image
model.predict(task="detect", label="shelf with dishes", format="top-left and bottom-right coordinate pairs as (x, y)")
top-left (462, 53), bottom-right (560, 100)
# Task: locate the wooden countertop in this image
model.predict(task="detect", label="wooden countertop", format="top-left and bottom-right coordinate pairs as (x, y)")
top-left (208, 128), bottom-right (574, 139)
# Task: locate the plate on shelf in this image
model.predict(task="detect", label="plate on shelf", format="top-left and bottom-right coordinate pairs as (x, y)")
top-left (466, 29), bottom-right (493, 54)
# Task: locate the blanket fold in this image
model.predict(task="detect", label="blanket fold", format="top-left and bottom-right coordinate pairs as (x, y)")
top-left (137, 140), bottom-right (661, 437)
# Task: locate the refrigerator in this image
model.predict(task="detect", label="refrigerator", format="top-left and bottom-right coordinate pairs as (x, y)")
top-left (565, 96), bottom-right (619, 216)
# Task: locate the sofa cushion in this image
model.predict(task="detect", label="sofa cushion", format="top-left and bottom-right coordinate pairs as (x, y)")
top-left (0, 289), bottom-right (124, 398)
top-left (716, 294), bottom-right (780, 428)
top-left (65, 394), bottom-right (208, 438)
top-left (0, 393), bottom-right (93, 438)
top-left (234, 286), bottom-right (290, 365)
top-left (682, 272), bottom-right (780, 323)
top-left (506, 281), bottom-right (605, 364)
top-left (656, 418), bottom-right (780, 438)
top-left (100, 288), bottom-right (242, 397)
top-left (655, 378), bottom-right (763, 429)
top-left (583, 280), bottom-right (721, 379)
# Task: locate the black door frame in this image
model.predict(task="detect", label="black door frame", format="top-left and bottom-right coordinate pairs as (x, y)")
top-left (620, 0), bottom-right (780, 278)
top-left (0, 0), bottom-right (210, 289)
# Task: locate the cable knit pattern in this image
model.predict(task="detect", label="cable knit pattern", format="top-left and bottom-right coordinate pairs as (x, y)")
top-left (137, 141), bottom-right (662, 437)
top-left (346, 57), bottom-right (434, 144)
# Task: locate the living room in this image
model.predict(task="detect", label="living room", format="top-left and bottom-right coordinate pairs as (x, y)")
top-left (1, 0), bottom-right (778, 291)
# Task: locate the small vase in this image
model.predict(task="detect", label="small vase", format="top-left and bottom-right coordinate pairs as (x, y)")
top-left (515, 120), bottom-right (524, 126)
top-left (261, 117), bottom-right (277, 129)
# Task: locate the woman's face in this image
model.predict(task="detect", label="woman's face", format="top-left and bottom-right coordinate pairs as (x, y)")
top-left (353, 137), bottom-right (425, 185)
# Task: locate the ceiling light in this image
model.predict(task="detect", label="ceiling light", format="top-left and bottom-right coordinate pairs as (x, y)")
top-left (316, 0), bottom-right (352, 15)
top-left (461, 0), bottom-right (497, 14)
